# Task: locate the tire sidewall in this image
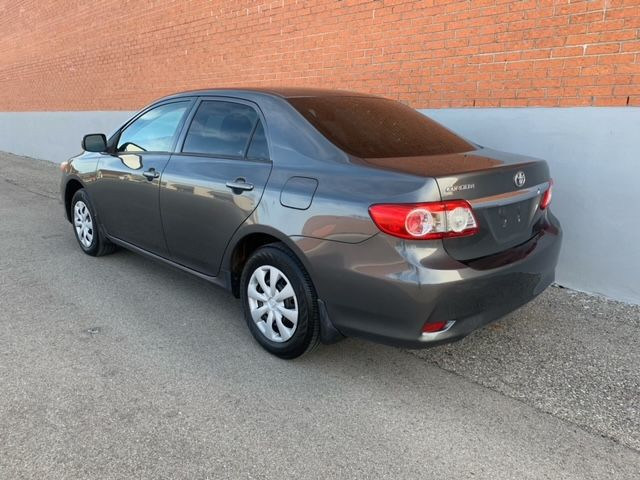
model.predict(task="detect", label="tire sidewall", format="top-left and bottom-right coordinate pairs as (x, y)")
top-left (240, 245), bottom-right (318, 359)
top-left (71, 189), bottom-right (100, 255)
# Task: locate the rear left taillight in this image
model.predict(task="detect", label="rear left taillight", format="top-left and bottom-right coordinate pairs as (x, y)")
top-left (368, 200), bottom-right (478, 240)
top-left (540, 180), bottom-right (553, 210)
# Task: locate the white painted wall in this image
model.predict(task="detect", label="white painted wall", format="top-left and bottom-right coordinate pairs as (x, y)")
top-left (1, 107), bottom-right (639, 304)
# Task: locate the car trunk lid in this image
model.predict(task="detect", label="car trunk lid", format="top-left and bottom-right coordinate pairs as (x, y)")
top-left (357, 148), bottom-right (551, 260)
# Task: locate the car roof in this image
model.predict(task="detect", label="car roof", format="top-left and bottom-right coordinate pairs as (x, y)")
top-left (160, 87), bottom-right (382, 101)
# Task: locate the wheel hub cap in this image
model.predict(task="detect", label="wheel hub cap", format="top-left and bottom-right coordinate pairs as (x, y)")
top-left (247, 265), bottom-right (299, 343)
top-left (73, 200), bottom-right (94, 248)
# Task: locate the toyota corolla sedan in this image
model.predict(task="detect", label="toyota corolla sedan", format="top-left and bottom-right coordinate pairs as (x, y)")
top-left (60, 88), bottom-right (561, 358)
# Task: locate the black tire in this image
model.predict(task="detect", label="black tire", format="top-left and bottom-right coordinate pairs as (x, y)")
top-left (240, 243), bottom-right (320, 359)
top-left (70, 189), bottom-right (116, 257)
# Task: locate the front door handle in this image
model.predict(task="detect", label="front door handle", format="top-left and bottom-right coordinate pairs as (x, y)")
top-left (142, 168), bottom-right (160, 181)
top-left (226, 179), bottom-right (254, 192)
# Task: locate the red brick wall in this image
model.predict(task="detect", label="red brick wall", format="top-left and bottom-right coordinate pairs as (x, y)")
top-left (0, 0), bottom-right (638, 111)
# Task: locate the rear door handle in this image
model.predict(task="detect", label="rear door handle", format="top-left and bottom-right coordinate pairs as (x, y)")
top-left (142, 168), bottom-right (160, 181)
top-left (226, 179), bottom-right (254, 192)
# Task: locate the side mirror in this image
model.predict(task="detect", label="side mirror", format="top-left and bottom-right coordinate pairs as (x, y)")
top-left (82, 133), bottom-right (107, 152)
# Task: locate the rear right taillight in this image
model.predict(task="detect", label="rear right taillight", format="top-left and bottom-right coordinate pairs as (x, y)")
top-left (369, 200), bottom-right (478, 240)
top-left (540, 180), bottom-right (553, 210)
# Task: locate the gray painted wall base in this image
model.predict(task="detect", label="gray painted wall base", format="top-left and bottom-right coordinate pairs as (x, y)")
top-left (1, 107), bottom-right (638, 304)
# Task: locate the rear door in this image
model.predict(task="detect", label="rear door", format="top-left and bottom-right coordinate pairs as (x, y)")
top-left (160, 98), bottom-right (272, 275)
top-left (92, 100), bottom-right (193, 256)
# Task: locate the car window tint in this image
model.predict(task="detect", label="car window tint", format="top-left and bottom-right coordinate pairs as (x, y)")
top-left (246, 120), bottom-right (269, 160)
top-left (117, 102), bottom-right (189, 153)
top-left (182, 101), bottom-right (258, 157)
top-left (288, 96), bottom-right (473, 158)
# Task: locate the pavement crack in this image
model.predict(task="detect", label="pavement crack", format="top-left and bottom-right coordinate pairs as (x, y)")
top-left (407, 349), bottom-right (640, 456)
top-left (2, 177), bottom-right (58, 200)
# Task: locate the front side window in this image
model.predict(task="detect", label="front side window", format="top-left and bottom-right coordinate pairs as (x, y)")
top-left (288, 96), bottom-right (473, 158)
top-left (182, 101), bottom-right (258, 157)
top-left (117, 101), bottom-right (189, 153)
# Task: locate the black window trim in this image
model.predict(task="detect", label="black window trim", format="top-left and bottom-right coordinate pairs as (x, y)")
top-left (175, 96), bottom-right (271, 163)
top-left (108, 98), bottom-right (196, 155)
top-left (242, 120), bottom-right (261, 159)
top-left (244, 119), bottom-right (270, 162)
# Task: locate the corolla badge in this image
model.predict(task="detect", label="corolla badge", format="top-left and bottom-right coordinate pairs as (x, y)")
top-left (514, 171), bottom-right (526, 188)
top-left (445, 183), bottom-right (475, 193)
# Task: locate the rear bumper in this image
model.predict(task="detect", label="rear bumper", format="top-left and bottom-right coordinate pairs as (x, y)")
top-left (305, 212), bottom-right (562, 349)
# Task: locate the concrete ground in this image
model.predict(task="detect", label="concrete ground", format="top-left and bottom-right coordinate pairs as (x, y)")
top-left (0, 152), bottom-right (638, 479)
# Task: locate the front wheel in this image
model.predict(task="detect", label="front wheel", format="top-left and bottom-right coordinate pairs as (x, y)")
top-left (240, 243), bottom-right (320, 359)
top-left (70, 189), bottom-right (115, 257)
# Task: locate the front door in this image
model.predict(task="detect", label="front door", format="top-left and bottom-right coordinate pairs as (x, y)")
top-left (160, 99), bottom-right (272, 275)
top-left (92, 100), bottom-right (193, 256)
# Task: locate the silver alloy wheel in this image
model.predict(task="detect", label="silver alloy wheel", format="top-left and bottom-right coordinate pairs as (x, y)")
top-left (73, 200), bottom-right (94, 249)
top-left (247, 265), bottom-right (299, 343)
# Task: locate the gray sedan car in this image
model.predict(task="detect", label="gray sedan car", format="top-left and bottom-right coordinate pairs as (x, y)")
top-left (60, 88), bottom-right (561, 358)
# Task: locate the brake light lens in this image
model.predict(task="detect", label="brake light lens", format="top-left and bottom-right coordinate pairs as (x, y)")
top-left (369, 200), bottom-right (478, 240)
top-left (540, 180), bottom-right (553, 210)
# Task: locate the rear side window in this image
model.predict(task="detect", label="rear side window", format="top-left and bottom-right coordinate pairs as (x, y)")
top-left (117, 101), bottom-right (189, 153)
top-left (246, 120), bottom-right (269, 160)
top-left (288, 96), bottom-right (473, 158)
top-left (182, 101), bottom-right (258, 157)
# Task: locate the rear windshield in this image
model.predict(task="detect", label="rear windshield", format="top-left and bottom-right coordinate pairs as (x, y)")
top-left (288, 96), bottom-right (473, 158)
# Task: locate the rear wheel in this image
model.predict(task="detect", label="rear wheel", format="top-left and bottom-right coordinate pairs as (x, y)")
top-left (71, 189), bottom-right (115, 257)
top-left (240, 243), bottom-right (320, 359)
